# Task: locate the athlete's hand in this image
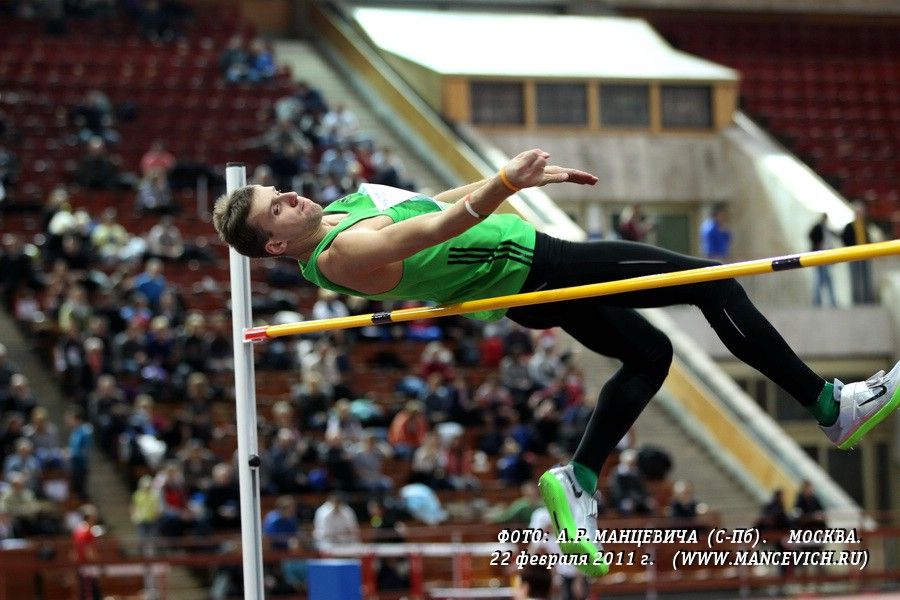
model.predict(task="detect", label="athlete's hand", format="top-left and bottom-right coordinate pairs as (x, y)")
top-left (538, 165), bottom-right (598, 187)
top-left (503, 149), bottom-right (598, 190)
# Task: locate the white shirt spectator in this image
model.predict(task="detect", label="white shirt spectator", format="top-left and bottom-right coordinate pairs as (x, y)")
top-left (313, 496), bottom-right (360, 548)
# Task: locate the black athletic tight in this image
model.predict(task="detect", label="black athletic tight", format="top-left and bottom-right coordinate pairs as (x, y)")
top-left (507, 233), bottom-right (825, 473)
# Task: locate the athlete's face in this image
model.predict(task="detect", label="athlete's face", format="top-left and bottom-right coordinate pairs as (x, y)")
top-left (247, 185), bottom-right (322, 256)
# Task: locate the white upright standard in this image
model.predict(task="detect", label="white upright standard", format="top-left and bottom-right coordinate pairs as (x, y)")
top-left (225, 163), bottom-right (265, 599)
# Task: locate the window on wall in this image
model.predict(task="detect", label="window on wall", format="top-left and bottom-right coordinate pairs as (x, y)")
top-left (470, 81), bottom-right (525, 125)
top-left (536, 82), bottom-right (587, 126)
top-left (599, 84), bottom-right (650, 127)
top-left (661, 85), bottom-right (713, 128)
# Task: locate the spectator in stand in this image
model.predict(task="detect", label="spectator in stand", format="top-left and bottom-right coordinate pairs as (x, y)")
top-left (206, 312), bottom-right (233, 372)
top-left (291, 371), bottom-right (333, 429)
top-left (132, 258), bottom-right (167, 310)
top-left (0, 414), bottom-right (26, 468)
top-left (499, 344), bottom-right (535, 405)
top-left (608, 448), bottom-right (653, 516)
top-left (420, 373), bottom-right (453, 425)
top-left (755, 488), bottom-right (791, 533)
top-left (496, 438), bottom-right (532, 487)
top-left (322, 103), bottom-right (359, 143)
top-left (75, 137), bottom-right (123, 190)
top-left (173, 312), bottom-right (209, 375)
top-left (410, 432), bottom-right (449, 489)
top-left (130, 474), bottom-right (161, 541)
top-left (176, 438), bottom-right (216, 494)
top-left (1, 373), bottom-right (36, 419)
top-left (156, 288), bottom-right (185, 329)
top-left (441, 432), bottom-right (479, 490)
top-left (0, 472), bottom-right (43, 534)
top-left (112, 317), bottom-right (148, 375)
top-left (312, 492), bottom-right (360, 549)
top-left (0, 144), bottom-right (19, 201)
top-left (247, 38), bottom-right (276, 82)
top-left (273, 88), bottom-right (305, 127)
top-left (793, 480), bottom-right (826, 530)
top-left (473, 374), bottom-right (513, 413)
top-left (325, 398), bottom-right (363, 443)
top-left (616, 203), bottom-right (654, 243)
top-left (349, 433), bottom-right (393, 493)
top-left (371, 146), bottom-right (409, 189)
top-left (23, 407), bottom-right (62, 469)
top-left (88, 374), bottom-right (129, 458)
top-left (387, 400), bottom-right (429, 459)
top-left (311, 288), bottom-right (349, 323)
top-left (842, 200), bottom-right (877, 304)
top-left (265, 428), bottom-right (309, 495)
top-left (263, 495), bottom-right (307, 593)
top-left (91, 208), bottom-right (133, 264)
top-left (808, 213), bottom-right (837, 307)
top-left (71, 90), bottom-right (119, 146)
top-left (250, 164), bottom-right (276, 186)
top-left (320, 431), bottom-right (356, 491)
top-left (319, 141), bottom-right (359, 181)
top-left (3, 438), bottom-right (41, 492)
top-left (155, 461), bottom-right (200, 537)
top-left (145, 215), bottom-right (184, 261)
top-left (57, 284), bottom-right (93, 333)
top-left (73, 504), bottom-right (103, 600)
top-left (527, 336), bottom-right (565, 390)
top-left (267, 142), bottom-right (313, 193)
top-left (699, 202), bottom-right (732, 261)
top-left (66, 406), bottom-right (93, 501)
top-left (203, 463), bottom-right (240, 531)
top-left (58, 232), bottom-right (94, 272)
top-left (136, 168), bottom-right (175, 215)
top-left (138, 0), bottom-right (176, 42)
top-left (295, 80), bottom-right (329, 115)
top-left (139, 140), bottom-right (176, 179)
top-left (318, 173), bottom-right (346, 205)
top-left (0, 234), bottom-right (42, 312)
top-left (668, 480), bottom-right (707, 523)
top-left (220, 35), bottom-right (249, 82)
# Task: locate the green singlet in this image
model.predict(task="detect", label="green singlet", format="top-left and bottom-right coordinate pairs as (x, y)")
top-left (298, 184), bottom-right (536, 321)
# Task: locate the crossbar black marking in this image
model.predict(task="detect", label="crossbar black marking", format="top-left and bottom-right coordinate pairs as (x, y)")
top-left (372, 312), bottom-right (393, 324)
top-left (772, 256), bottom-right (802, 271)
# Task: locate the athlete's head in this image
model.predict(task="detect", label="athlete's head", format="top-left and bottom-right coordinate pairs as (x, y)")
top-left (213, 185), bottom-right (322, 258)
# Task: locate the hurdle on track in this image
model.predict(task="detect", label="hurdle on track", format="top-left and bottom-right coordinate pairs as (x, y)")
top-left (244, 238), bottom-right (900, 342)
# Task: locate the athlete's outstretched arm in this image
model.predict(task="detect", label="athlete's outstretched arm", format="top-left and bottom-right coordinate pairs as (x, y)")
top-left (325, 149), bottom-right (596, 272)
top-left (432, 157), bottom-right (597, 203)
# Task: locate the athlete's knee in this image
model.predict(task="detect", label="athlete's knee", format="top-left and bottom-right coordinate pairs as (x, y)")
top-left (633, 327), bottom-right (673, 380)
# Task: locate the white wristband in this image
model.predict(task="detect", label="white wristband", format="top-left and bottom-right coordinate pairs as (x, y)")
top-left (464, 196), bottom-right (486, 219)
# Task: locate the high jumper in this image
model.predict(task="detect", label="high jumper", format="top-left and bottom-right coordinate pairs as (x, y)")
top-left (213, 148), bottom-right (900, 576)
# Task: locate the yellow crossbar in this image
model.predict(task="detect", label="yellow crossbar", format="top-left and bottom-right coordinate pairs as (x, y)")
top-left (244, 240), bottom-right (900, 342)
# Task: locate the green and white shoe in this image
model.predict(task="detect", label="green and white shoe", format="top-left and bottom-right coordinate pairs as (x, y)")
top-left (822, 361), bottom-right (900, 449)
top-left (538, 465), bottom-right (609, 577)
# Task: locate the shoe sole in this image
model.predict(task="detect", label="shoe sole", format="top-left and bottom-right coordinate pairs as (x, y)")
top-left (839, 385), bottom-right (900, 449)
top-left (537, 470), bottom-right (609, 577)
